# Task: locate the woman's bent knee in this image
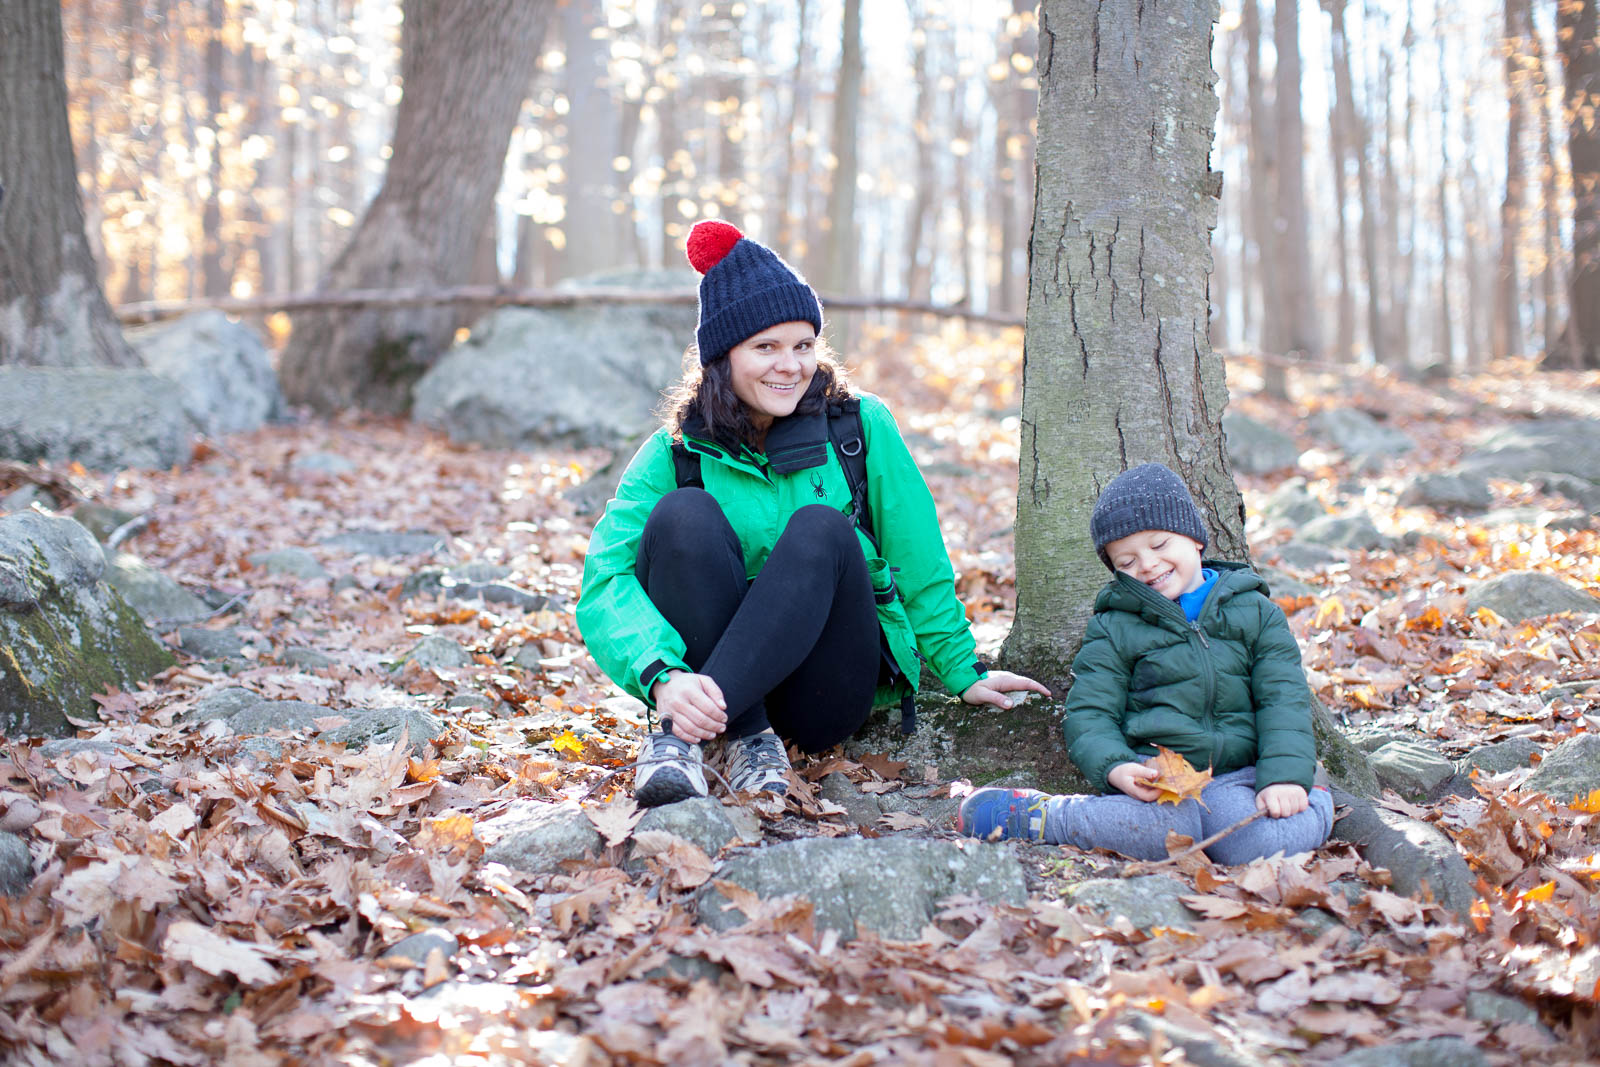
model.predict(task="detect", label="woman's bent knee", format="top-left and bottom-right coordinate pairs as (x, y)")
top-left (640, 489), bottom-right (739, 565)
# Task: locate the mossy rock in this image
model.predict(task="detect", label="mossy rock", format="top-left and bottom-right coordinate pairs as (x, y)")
top-left (0, 512), bottom-right (173, 738)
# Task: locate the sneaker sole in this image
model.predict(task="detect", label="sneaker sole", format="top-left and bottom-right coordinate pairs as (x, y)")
top-left (635, 767), bottom-right (703, 807)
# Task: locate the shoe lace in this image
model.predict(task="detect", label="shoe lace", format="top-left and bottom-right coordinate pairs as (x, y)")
top-left (736, 733), bottom-right (788, 772)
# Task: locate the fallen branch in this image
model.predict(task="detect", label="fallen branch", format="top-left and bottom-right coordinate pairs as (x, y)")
top-left (1120, 809), bottom-right (1265, 876)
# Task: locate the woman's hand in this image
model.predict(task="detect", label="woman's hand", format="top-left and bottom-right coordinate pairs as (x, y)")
top-left (651, 671), bottom-right (728, 743)
top-left (1255, 783), bottom-right (1309, 818)
top-left (960, 671), bottom-right (1052, 710)
top-left (1107, 761), bottom-right (1162, 802)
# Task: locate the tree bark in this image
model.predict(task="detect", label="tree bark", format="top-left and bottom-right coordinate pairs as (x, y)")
top-left (1494, 0), bottom-right (1530, 361)
top-left (1327, 0), bottom-right (1383, 364)
top-left (904, 7), bottom-right (936, 302)
top-left (1004, 0), bottom-right (1245, 688)
top-left (277, 0), bottom-right (551, 413)
top-left (822, 0), bottom-right (862, 296)
top-left (0, 0), bottom-right (139, 367)
top-left (560, 0), bottom-right (620, 279)
top-left (1243, 0), bottom-right (1279, 364)
top-left (1270, 0), bottom-right (1319, 369)
top-left (1558, 0), bottom-right (1600, 367)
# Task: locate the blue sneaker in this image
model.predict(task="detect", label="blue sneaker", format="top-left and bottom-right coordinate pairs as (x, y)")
top-left (958, 788), bottom-right (1050, 841)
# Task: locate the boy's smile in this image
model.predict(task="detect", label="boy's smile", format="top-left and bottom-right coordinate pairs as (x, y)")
top-left (1104, 529), bottom-right (1205, 600)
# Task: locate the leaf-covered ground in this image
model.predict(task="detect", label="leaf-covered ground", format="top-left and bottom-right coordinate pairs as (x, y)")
top-left (2, 330), bottom-right (1599, 1065)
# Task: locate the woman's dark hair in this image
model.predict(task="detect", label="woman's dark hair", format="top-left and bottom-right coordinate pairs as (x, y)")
top-left (662, 340), bottom-right (853, 451)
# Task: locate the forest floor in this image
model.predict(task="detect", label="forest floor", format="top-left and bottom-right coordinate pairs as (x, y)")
top-left (2, 325), bottom-right (1600, 1065)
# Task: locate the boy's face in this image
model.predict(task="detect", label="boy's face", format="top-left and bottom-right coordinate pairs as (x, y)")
top-left (1104, 529), bottom-right (1205, 600)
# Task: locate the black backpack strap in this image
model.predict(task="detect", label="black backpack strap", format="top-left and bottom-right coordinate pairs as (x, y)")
top-left (826, 398), bottom-right (876, 552)
top-left (670, 439), bottom-right (703, 489)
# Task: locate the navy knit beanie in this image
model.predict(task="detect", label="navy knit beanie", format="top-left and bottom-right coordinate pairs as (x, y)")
top-left (1089, 463), bottom-right (1209, 569)
top-left (686, 219), bottom-right (823, 365)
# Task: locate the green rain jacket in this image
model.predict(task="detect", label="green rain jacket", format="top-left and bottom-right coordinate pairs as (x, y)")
top-left (576, 391), bottom-right (986, 708)
top-left (1062, 562), bottom-right (1318, 794)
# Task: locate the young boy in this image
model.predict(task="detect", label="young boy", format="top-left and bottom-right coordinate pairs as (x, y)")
top-left (959, 463), bottom-right (1333, 864)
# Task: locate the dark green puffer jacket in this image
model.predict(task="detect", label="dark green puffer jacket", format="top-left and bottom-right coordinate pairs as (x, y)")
top-left (1062, 562), bottom-right (1317, 794)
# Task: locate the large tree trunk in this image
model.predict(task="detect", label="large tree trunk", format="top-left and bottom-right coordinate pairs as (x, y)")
top-left (1003, 0), bottom-right (1245, 689)
top-left (0, 0), bottom-right (139, 367)
top-left (1558, 0), bottom-right (1600, 367)
top-left (277, 0), bottom-right (550, 413)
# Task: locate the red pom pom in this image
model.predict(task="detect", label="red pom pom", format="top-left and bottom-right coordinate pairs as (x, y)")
top-left (686, 219), bottom-right (743, 274)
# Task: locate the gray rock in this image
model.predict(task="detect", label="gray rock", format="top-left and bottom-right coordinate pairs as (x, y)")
top-left (404, 635), bottom-right (471, 670)
top-left (481, 802), bottom-right (604, 874)
top-left (1523, 732), bottom-right (1600, 804)
top-left (1462, 990), bottom-right (1541, 1027)
top-left (1461, 419), bottom-right (1600, 483)
top-left (226, 701), bottom-right (324, 735)
top-left (282, 647), bottom-right (334, 670)
top-left (1531, 471), bottom-right (1600, 511)
top-left (1309, 698), bottom-right (1380, 798)
top-left (1264, 541), bottom-right (1341, 571)
top-left (1308, 408), bottom-right (1416, 457)
top-left (1399, 473), bottom-right (1493, 513)
top-left (401, 565), bottom-right (548, 612)
top-left (1297, 514), bottom-right (1392, 552)
top-left (413, 270), bottom-right (701, 449)
top-left (0, 367), bottom-right (198, 470)
top-left (818, 773), bottom-right (883, 828)
top-left (247, 548), bottom-right (326, 579)
top-left (0, 513), bottom-right (173, 737)
top-left (1257, 481), bottom-right (1325, 528)
top-left (319, 706), bottom-right (444, 754)
top-left (36, 738), bottom-right (120, 760)
top-left (1330, 789), bottom-right (1478, 916)
top-left (70, 503), bottom-right (138, 542)
top-left (238, 737), bottom-right (285, 763)
top-left (380, 929), bottom-right (458, 968)
top-left (1369, 741), bottom-right (1457, 801)
top-left (1254, 564), bottom-right (1315, 599)
top-left (1065, 875), bottom-right (1197, 931)
top-left (0, 832), bottom-right (32, 895)
top-left (1117, 1010), bottom-right (1270, 1067)
top-left (1543, 681), bottom-right (1600, 708)
top-left (698, 837), bottom-right (1026, 943)
top-left (175, 626), bottom-right (248, 660)
top-left (127, 310), bottom-right (286, 437)
top-left (290, 452), bottom-right (357, 476)
top-left (1457, 737), bottom-right (1542, 779)
top-left (1465, 571), bottom-right (1600, 622)
top-left (629, 797), bottom-right (745, 863)
top-left (1222, 414), bottom-right (1301, 475)
top-left (1331, 1037), bottom-right (1488, 1067)
top-left (1345, 724), bottom-right (1413, 754)
top-left (321, 530), bottom-right (447, 557)
top-left (475, 582), bottom-right (550, 612)
top-left (2, 485), bottom-right (52, 513)
top-left (186, 687), bottom-right (263, 722)
top-left (103, 552), bottom-right (212, 624)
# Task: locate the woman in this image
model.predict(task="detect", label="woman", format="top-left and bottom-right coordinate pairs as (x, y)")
top-left (577, 219), bottom-right (1048, 807)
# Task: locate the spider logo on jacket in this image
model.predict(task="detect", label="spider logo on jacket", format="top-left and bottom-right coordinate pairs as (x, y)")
top-left (810, 473), bottom-right (827, 500)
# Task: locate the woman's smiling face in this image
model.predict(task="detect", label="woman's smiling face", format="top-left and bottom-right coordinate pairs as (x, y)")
top-left (726, 321), bottom-right (818, 429)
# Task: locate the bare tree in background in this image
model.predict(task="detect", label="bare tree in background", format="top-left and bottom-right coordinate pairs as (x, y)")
top-left (277, 0), bottom-right (551, 413)
top-left (1004, 0), bottom-right (1244, 685)
top-left (1263, 0), bottom-right (1319, 394)
top-left (1327, 0), bottom-right (1384, 364)
top-left (0, 0), bottom-right (138, 367)
top-left (1557, 0), bottom-right (1600, 368)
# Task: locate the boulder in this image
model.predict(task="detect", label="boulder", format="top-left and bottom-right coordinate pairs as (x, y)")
top-left (1307, 408), bottom-right (1416, 457)
top-left (126, 310), bottom-right (286, 437)
top-left (1263, 541), bottom-right (1341, 571)
top-left (1330, 789), bottom-right (1477, 916)
top-left (1330, 1037), bottom-right (1488, 1067)
top-left (1256, 481), bottom-right (1325, 528)
top-left (0, 512), bottom-right (173, 737)
top-left (0, 832), bottom-right (32, 895)
top-left (70, 503), bottom-right (138, 542)
top-left (1296, 514), bottom-right (1392, 552)
top-left (1531, 471), bottom-right (1600, 511)
top-left (1522, 732), bottom-right (1600, 804)
top-left (412, 270), bottom-right (700, 449)
top-left (1453, 736), bottom-right (1542, 785)
top-left (319, 706), bottom-right (445, 754)
top-left (403, 635), bottom-right (471, 670)
top-left (1310, 699), bottom-right (1380, 797)
top-left (175, 625), bottom-right (249, 660)
top-left (0, 367), bottom-right (197, 470)
top-left (380, 929), bottom-right (458, 968)
top-left (1464, 572), bottom-right (1600, 622)
top-left (1460, 419), bottom-right (1600, 483)
top-left (247, 548), bottom-right (326, 579)
top-left (1222, 414), bottom-right (1301, 475)
top-left (102, 553), bottom-right (212, 624)
top-left (481, 801), bottom-right (603, 874)
top-left (1399, 473), bottom-right (1493, 514)
top-left (1254, 564), bottom-right (1315, 600)
top-left (697, 836), bottom-right (1025, 942)
top-left (1067, 875), bottom-right (1198, 931)
top-left (321, 530), bottom-right (446, 557)
top-left (628, 797), bottom-right (750, 865)
top-left (1368, 741), bottom-right (1456, 801)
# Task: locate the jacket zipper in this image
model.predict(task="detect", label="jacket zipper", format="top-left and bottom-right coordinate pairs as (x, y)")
top-left (1125, 574), bottom-right (1221, 765)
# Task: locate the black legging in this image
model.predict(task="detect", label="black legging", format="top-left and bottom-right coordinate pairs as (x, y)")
top-left (634, 489), bottom-right (881, 752)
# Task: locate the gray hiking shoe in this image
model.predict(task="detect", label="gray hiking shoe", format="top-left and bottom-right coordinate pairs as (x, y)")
top-left (725, 730), bottom-right (791, 796)
top-left (634, 731), bottom-right (708, 807)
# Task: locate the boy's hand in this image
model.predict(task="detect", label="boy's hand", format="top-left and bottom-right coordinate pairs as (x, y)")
top-left (960, 671), bottom-right (1052, 709)
top-left (1107, 761), bottom-right (1162, 802)
top-left (651, 671), bottom-right (727, 743)
top-left (1256, 783), bottom-right (1308, 818)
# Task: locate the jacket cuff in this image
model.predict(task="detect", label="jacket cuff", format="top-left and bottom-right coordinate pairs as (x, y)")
top-left (938, 660), bottom-right (986, 700)
top-left (630, 651), bottom-right (689, 706)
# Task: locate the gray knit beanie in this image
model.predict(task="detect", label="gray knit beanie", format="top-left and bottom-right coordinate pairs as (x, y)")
top-left (1089, 463), bottom-right (1209, 569)
top-left (686, 219), bottom-right (823, 365)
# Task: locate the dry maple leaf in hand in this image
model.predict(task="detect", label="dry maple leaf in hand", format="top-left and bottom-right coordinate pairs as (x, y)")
top-left (1148, 746), bottom-right (1212, 807)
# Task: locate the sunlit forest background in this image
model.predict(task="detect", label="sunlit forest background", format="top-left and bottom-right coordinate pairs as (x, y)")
top-left (64, 0), bottom-right (1572, 372)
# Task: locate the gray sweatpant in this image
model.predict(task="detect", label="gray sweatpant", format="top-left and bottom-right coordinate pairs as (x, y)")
top-left (1043, 765), bottom-right (1334, 864)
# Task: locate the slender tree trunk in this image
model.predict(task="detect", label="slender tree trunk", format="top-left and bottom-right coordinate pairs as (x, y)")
top-left (1273, 0), bottom-right (1319, 365)
top-left (561, 1), bottom-right (620, 279)
top-left (822, 0), bottom-right (862, 349)
top-left (201, 0), bottom-right (231, 298)
top-left (773, 0), bottom-right (810, 253)
top-left (1328, 0), bottom-right (1384, 364)
top-left (0, 0), bottom-right (139, 366)
top-left (1243, 0), bottom-right (1274, 353)
top-left (1005, 0), bottom-right (1243, 685)
top-left (1558, 0), bottom-right (1600, 367)
top-left (904, 7), bottom-right (936, 302)
top-left (1436, 29), bottom-right (1455, 369)
top-left (277, 0), bottom-right (551, 413)
top-left (1391, 7), bottom-right (1415, 366)
top-left (1495, 0), bottom-right (1530, 361)
top-left (1462, 105), bottom-right (1490, 370)
top-left (1323, 3), bottom-right (1354, 362)
top-left (1530, 13), bottom-right (1563, 354)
